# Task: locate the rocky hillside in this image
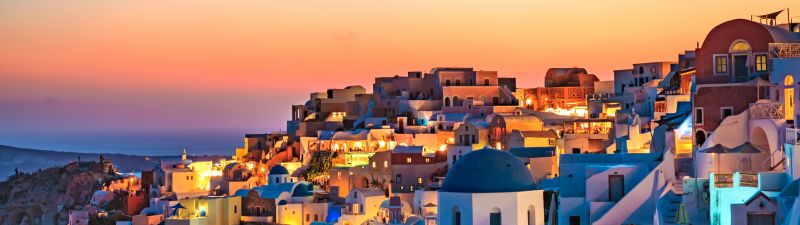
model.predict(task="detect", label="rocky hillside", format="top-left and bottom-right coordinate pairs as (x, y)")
top-left (0, 161), bottom-right (116, 225)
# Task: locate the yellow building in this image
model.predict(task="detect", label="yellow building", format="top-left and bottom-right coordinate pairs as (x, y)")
top-left (166, 196), bottom-right (242, 225)
top-left (508, 130), bottom-right (558, 149)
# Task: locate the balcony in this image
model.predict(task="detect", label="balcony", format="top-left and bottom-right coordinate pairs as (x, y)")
top-left (787, 128), bottom-right (800, 145)
top-left (749, 102), bottom-right (784, 120)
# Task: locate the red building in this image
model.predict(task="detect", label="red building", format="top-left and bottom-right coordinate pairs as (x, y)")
top-left (692, 19), bottom-right (799, 146)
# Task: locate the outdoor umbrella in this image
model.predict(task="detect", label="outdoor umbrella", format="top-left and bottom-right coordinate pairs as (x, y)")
top-left (730, 142), bottom-right (762, 172)
top-left (700, 144), bottom-right (730, 174)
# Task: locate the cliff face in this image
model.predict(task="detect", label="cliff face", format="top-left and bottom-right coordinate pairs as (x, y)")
top-left (0, 161), bottom-right (116, 225)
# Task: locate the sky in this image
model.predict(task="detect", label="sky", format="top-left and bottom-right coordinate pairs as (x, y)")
top-left (0, 1), bottom-right (798, 154)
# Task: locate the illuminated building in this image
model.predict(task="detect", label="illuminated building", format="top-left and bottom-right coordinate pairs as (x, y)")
top-left (562, 118), bottom-right (614, 154)
top-left (165, 196), bottom-right (241, 225)
top-left (518, 68), bottom-right (598, 112)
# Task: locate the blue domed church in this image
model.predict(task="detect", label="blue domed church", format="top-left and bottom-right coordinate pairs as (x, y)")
top-left (438, 146), bottom-right (545, 225)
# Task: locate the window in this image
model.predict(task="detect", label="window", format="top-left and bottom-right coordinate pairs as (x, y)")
top-left (383, 161), bottom-right (388, 168)
top-left (234, 205), bottom-right (237, 214)
top-left (306, 214), bottom-right (310, 221)
top-left (417, 177), bottom-right (423, 184)
top-left (714, 55), bottom-right (728, 75)
top-left (484, 78), bottom-right (490, 86)
top-left (638, 66), bottom-right (644, 74)
top-left (396, 174), bottom-right (402, 183)
top-left (490, 208), bottom-right (502, 225)
top-left (456, 80), bottom-right (461, 86)
top-left (425, 158), bottom-right (430, 163)
top-left (406, 157), bottom-right (412, 163)
top-left (721, 107), bottom-right (733, 119)
top-left (695, 108), bottom-right (704, 125)
top-left (372, 161), bottom-right (376, 168)
top-left (755, 54), bottom-right (767, 72)
top-left (453, 208), bottom-right (461, 225)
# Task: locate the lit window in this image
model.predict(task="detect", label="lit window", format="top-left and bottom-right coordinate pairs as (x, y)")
top-left (714, 55), bottom-right (728, 74)
top-left (755, 55), bottom-right (767, 72)
top-left (337, 172), bottom-right (342, 179)
top-left (417, 177), bottom-right (423, 184)
top-left (383, 161), bottom-right (388, 167)
top-left (730, 41), bottom-right (751, 52)
top-left (406, 157), bottom-right (412, 163)
top-left (372, 161), bottom-right (376, 168)
top-left (425, 158), bottom-right (430, 163)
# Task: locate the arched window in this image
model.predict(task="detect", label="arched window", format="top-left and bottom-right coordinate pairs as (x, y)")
top-left (730, 40), bottom-right (751, 52)
top-left (638, 66), bottom-right (644, 75)
top-left (275, 177), bottom-right (280, 183)
top-left (452, 206), bottom-right (461, 225)
top-left (444, 97), bottom-right (451, 107)
top-left (453, 96), bottom-right (461, 107)
top-left (490, 207), bottom-right (501, 225)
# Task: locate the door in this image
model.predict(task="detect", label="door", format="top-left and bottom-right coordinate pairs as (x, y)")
top-left (609, 175), bottom-right (625, 202)
top-left (734, 55), bottom-right (748, 82)
top-left (747, 213), bottom-right (775, 225)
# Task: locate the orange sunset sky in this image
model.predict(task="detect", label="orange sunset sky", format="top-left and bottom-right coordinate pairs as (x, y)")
top-left (1, 0), bottom-right (799, 136)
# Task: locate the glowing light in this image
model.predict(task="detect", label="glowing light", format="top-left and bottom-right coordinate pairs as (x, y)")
top-left (447, 138), bottom-right (455, 144)
top-left (495, 142), bottom-right (502, 149)
top-left (354, 142), bottom-right (363, 148)
top-left (378, 140), bottom-right (386, 148)
top-left (525, 98), bottom-right (532, 106)
top-left (439, 144), bottom-right (447, 152)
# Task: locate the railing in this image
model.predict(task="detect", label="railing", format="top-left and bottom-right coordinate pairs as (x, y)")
top-left (769, 43), bottom-right (800, 59)
top-left (749, 102), bottom-right (784, 120)
top-left (714, 174), bottom-right (733, 188)
top-left (786, 128), bottom-right (800, 145)
top-left (739, 173), bottom-right (758, 187)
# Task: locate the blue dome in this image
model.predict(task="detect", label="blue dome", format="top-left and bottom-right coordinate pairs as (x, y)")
top-left (441, 146), bottom-right (536, 193)
top-left (292, 183), bottom-right (314, 197)
top-left (270, 165), bottom-right (289, 175)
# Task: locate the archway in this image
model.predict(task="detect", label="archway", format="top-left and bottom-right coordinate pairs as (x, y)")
top-left (695, 130), bottom-right (706, 147)
top-left (444, 97), bottom-right (451, 107)
top-left (750, 126), bottom-right (770, 151)
top-left (527, 205), bottom-right (536, 225)
top-left (785, 75), bottom-right (794, 121)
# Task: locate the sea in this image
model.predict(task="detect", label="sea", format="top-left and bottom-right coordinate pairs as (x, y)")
top-left (0, 129), bottom-right (248, 156)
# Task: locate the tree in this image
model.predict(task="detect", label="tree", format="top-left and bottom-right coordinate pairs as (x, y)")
top-left (300, 151), bottom-right (334, 181)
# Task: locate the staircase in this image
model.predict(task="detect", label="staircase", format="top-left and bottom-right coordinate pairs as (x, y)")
top-left (656, 190), bottom-right (683, 225)
top-left (592, 150), bottom-right (675, 225)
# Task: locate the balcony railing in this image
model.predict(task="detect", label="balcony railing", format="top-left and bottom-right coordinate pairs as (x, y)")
top-left (769, 43), bottom-right (800, 59)
top-left (787, 128), bottom-right (800, 145)
top-left (749, 102), bottom-right (784, 120)
top-left (739, 173), bottom-right (758, 187)
top-left (714, 174), bottom-right (733, 188)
